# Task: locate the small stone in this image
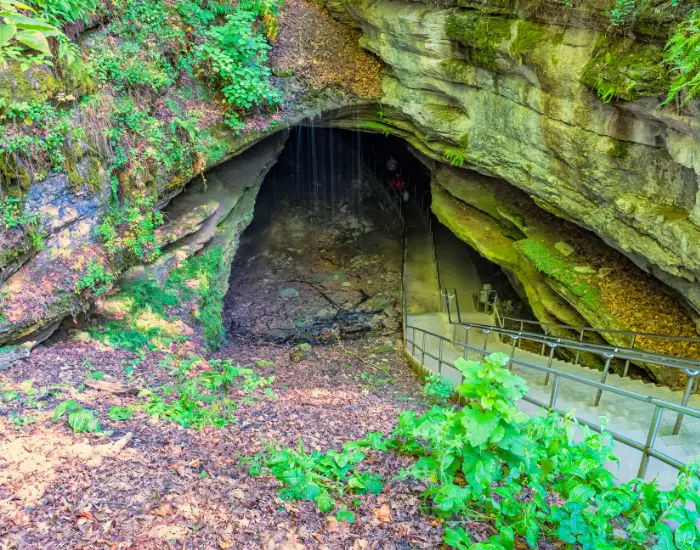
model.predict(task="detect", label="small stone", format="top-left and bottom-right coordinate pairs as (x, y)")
top-left (0, 346), bottom-right (30, 372)
top-left (554, 241), bottom-right (575, 257)
top-left (597, 267), bottom-right (614, 278)
top-left (573, 265), bottom-right (597, 274)
top-left (279, 287), bottom-right (299, 298)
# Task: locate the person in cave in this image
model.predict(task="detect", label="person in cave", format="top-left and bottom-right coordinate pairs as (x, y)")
top-left (391, 172), bottom-right (409, 202)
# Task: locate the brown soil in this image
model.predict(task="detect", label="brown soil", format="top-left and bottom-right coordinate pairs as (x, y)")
top-left (271, 0), bottom-right (383, 98)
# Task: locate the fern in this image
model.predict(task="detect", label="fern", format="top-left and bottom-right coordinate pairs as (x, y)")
top-left (663, 8), bottom-right (700, 105)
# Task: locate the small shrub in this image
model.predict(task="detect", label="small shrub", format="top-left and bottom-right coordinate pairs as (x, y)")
top-left (75, 259), bottom-right (114, 297)
top-left (259, 353), bottom-right (700, 548)
top-left (423, 374), bottom-right (453, 405)
top-left (94, 197), bottom-right (164, 265)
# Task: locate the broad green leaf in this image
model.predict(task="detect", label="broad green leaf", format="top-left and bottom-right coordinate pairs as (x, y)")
top-left (68, 409), bottom-right (101, 433)
top-left (366, 477), bottom-right (383, 494)
top-left (674, 521), bottom-right (697, 550)
top-left (568, 484), bottom-right (596, 503)
top-left (443, 526), bottom-right (471, 549)
top-left (15, 29), bottom-right (50, 54)
top-left (0, 12), bottom-right (55, 31)
top-left (0, 23), bottom-right (17, 45)
top-left (460, 407), bottom-right (500, 447)
top-left (652, 523), bottom-right (674, 550)
top-left (336, 509), bottom-right (355, 523)
top-left (53, 399), bottom-right (80, 420)
top-left (301, 481), bottom-right (321, 500)
top-left (314, 492), bottom-right (334, 513)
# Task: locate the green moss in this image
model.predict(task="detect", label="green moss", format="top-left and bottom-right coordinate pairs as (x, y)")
top-left (509, 20), bottom-right (545, 63)
top-left (358, 120), bottom-right (394, 136)
top-left (580, 35), bottom-right (669, 102)
top-left (551, 32), bottom-right (564, 46)
top-left (86, 156), bottom-right (104, 191)
top-left (606, 139), bottom-right (630, 159)
top-left (439, 59), bottom-right (475, 84)
top-left (515, 239), bottom-right (600, 308)
top-left (445, 12), bottom-right (512, 71)
top-left (199, 126), bottom-right (233, 166)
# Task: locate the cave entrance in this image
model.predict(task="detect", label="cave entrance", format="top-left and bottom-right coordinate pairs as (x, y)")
top-left (221, 126), bottom-right (524, 345)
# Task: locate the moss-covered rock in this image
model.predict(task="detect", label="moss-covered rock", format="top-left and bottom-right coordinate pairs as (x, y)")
top-left (445, 11), bottom-right (513, 71)
top-left (580, 35), bottom-right (670, 102)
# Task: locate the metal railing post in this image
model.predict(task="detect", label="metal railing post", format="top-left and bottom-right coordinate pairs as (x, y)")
top-left (454, 290), bottom-right (462, 324)
top-left (411, 326), bottom-right (416, 357)
top-left (421, 331), bottom-right (427, 367)
top-left (549, 375), bottom-right (561, 409)
top-left (673, 373), bottom-right (696, 434)
top-left (518, 320), bottom-right (524, 349)
top-left (540, 326), bottom-right (548, 356)
top-left (544, 344), bottom-right (556, 385)
top-left (594, 354), bottom-right (614, 406)
top-left (638, 405), bottom-right (663, 479)
top-left (438, 338), bottom-right (444, 375)
top-left (509, 336), bottom-right (518, 371)
top-left (574, 328), bottom-right (585, 366)
top-left (483, 330), bottom-right (490, 353)
top-left (623, 334), bottom-right (636, 378)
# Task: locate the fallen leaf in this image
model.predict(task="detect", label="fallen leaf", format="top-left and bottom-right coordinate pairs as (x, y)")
top-left (374, 503), bottom-right (392, 522)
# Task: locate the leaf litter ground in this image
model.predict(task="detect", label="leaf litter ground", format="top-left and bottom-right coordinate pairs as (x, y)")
top-left (0, 196), bottom-right (480, 548)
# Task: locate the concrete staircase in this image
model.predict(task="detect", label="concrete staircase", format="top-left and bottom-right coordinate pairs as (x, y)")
top-left (402, 213), bottom-right (700, 489)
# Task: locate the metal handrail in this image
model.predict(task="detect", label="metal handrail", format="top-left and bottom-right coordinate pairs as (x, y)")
top-left (401, 219), bottom-right (699, 480)
top-left (444, 287), bottom-right (699, 434)
top-left (454, 302), bottom-right (700, 372)
top-left (476, 288), bottom-right (700, 347)
top-left (403, 322), bottom-right (700, 479)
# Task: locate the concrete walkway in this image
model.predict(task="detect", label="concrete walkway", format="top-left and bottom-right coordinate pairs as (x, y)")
top-left (402, 212), bottom-right (700, 489)
top-left (404, 204), bottom-right (440, 314)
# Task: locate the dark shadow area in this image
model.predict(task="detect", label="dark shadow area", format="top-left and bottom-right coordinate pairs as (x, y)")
top-left (223, 126), bottom-right (525, 344)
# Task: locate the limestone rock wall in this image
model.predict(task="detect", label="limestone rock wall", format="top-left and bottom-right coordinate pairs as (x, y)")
top-left (341, 0), bottom-right (700, 319)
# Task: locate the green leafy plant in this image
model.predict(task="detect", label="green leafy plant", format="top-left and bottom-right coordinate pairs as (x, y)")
top-left (355, 371), bottom-right (393, 390)
top-left (75, 259), bottom-right (114, 297)
top-left (443, 148), bottom-right (465, 168)
top-left (193, 0), bottom-right (281, 131)
top-left (94, 197), bottom-right (164, 265)
top-left (663, 8), bottom-right (700, 104)
top-left (142, 358), bottom-right (274, 429)
top-left (0, 0), bottom-right (62, 68)
top-left (264, 434), bottom-right (385, 513)
top-left (609, 0), bottom-right (638, 27)
top-left (260, 353), bottom-right (700, 548)
top-left (53, 399), bottom-right (101, 433)
top-left (107, 405), bottom-right (134, 421)
top-left (423, 373), bottom-right (453, 405)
